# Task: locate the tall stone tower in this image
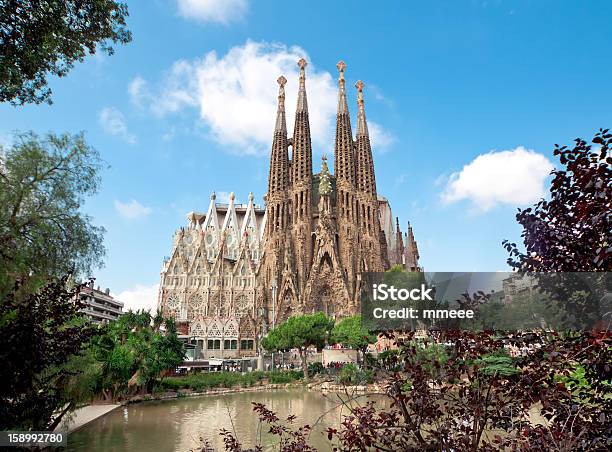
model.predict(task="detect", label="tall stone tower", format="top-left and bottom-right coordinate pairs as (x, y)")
top-left (257, 59), bottom-right (391, 326)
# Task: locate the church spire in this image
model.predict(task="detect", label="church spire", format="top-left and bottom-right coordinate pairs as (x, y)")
top-left (291, 58), bottom-right (313, 186)
top-left (275, 75), bottom-right (287, 133)
top-left (396, 216), bottom-right (404, 256)
top-left (355, 80), bottom-right (369, 137)
top-left (355, 80), bottom-right (376, 197)
top-left (334, 60), bottom-right (356, 192)
top-left (296, 58), bottom-right (308, 113)
top-left (267, 75), bottom-right (289, 198)
top-left (337, 60), bottom-right (349, 114)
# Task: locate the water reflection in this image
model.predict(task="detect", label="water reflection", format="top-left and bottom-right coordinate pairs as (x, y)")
top-left (67, 389), bottom-right (384, 451)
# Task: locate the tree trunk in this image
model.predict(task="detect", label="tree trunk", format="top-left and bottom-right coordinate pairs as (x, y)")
top-left (48, 402), bottom-right (74, 431)
top-left (300, 348), bottom-right (309, 382)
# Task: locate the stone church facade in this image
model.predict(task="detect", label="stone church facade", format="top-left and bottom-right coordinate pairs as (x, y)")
top-left (157, 59), bottom-right (420, 356)
top-left (157, 193), bottom-right (265, 358)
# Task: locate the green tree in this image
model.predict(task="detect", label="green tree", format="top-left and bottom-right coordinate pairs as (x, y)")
top-left (0, 131), bottom-right (105, 294)
top-left (88, 310), bottom-right (185, 399)
top-left (0, 277), bottom-right (95, 430)
top-left (0, 131), bottom-right (108, 429)
top-left (330, 315), bottom-right (377, 366)
top-left (1, 0), bottom-right (132, 105)
top-left (261, 313), bottom-right (333, 382)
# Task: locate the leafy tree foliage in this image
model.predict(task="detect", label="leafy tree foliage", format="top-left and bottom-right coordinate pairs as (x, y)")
top-left (330, 315), bottom-right (377, 364)
top-left (0, 131), bottom-right (105, 294)
top-left (504, 128), bottom-right (611, 271)
top-left (1, 0), bottom-right (132, 105)
top-left (86, 310), bottom-right (185, 399)
top-left (335, 363), bottom-right (374, 386)
top-left (261, 313), bottom-right (334, 382)
top-left (0, 277), bottom-right (95, 430)
top-left (0, 131), bottom-right (108, 429)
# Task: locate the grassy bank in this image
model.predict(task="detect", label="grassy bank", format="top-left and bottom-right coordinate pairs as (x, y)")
top-left (157, 370), bottom-right (304, 392)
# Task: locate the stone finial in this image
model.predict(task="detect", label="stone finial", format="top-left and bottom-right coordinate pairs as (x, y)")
top-left (336, 61), bottom-right (349, 114)
top-left (355, 80), bottom-right (368, 137)
top-left (275, 75), bottom-right (287, 132)
top-left (296, 58), bottom-right (308, 112)
top-left (229, 192), bottom-right (235, 201)
top-left (249, 192), bottom-right (254, 201)
top-left (337, 60), bottom-right (346, 78)
top-left (210, 191), bottom-right (216, 200)
top-left (318, 155), bottom-right (332, 197)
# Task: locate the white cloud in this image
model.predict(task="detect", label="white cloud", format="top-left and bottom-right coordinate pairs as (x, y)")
top-left (113, 283), bottom-right (159, 313)
top-left (127, 76), bottom-right (148, 109)
top-left (441, 146), bottom-right (554, 211)
top-left (129, 40), bottom-right (393, 156)
top-left (369, 121), bottom-right (395, 150)
top-left (98, 107), bottom-right (136, 144)
top-left (176, 0), bottom-right (249, 24)
top-left (114, 199), bottom-right (152, 219)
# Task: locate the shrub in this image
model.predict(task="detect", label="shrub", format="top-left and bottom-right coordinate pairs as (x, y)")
top-left (268, 370), bottom-right (303, 384)
top-left (476, 349), bottom-right (518, 377)
top-left (157, 370), bottom-right (303, 392)
top-left (308, 362), bottom-right (325, 376)
top-left (336, 364), bottom-right (373, 385)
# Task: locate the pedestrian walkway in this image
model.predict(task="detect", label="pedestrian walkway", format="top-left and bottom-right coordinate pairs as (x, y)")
top-left (56, 404), bottom-right (120, 433)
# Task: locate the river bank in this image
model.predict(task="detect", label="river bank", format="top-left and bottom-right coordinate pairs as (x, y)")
top-left (56, 404), bottom-right (121, 433)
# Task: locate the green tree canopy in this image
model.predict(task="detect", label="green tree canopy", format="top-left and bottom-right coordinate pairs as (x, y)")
top-left (0, 131), bottom-right (106, 293)
top-left (1, 0), bottom-right (132, 105)
top-left (261, 312), bottom-right (334, 381)
top-left (88, 310), bottom-right (185, 399)
top-left (330, 315), bottom-right (377, 353)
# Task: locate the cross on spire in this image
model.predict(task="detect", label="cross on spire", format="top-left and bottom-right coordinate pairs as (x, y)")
top-left (337, 60), bottom-right (346, 79)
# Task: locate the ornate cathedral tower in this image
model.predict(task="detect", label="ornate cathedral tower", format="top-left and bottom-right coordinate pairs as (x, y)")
top-left (334, 61), bottom-right (359, 301)
top-left (354, 80), bottom-right (387, 273)
top-left (289, 58), bottom-right (314, 297)
top-left (259, 76), bottom-right (293, 326)
top-left (267, 75), bottom-right (290, 232)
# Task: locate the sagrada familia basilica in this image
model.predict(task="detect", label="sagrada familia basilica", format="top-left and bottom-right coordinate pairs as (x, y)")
top-left (158, 60), bottom-right (420, 357)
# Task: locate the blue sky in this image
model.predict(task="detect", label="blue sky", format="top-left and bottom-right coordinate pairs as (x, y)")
top-left (2, 0), bottom-right (611, 310)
